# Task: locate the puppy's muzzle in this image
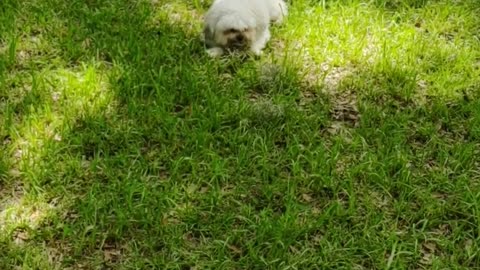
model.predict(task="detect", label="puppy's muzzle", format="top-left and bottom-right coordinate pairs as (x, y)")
top-left (228, 34), bottom-right (247, 49)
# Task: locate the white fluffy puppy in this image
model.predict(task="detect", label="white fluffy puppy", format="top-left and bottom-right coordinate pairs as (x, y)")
top-left (203, 0), bottom-right (287, 57)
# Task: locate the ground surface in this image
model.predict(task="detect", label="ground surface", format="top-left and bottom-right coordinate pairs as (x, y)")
top-left (1, 0), bottom-right (480, 269)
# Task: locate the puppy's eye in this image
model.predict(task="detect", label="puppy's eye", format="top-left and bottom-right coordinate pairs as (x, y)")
top-left (225, 28), bottom-right (237, 33)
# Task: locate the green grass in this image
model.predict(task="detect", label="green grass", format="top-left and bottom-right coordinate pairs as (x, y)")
top-left (1, 0), bottom-right (480, 268)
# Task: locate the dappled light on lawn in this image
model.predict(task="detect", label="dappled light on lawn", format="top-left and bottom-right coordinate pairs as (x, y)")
top-left (0, 0), bottom-right (479, 268)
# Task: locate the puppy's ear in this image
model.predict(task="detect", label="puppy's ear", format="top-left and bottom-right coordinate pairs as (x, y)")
top-left (203, 26), bottom-right (216, 48)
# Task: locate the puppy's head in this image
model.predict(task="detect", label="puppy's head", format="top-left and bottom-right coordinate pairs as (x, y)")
top-left (205, 14), bottom-right (256, 50)
top-left (218, 27), bottom-right (255, 49)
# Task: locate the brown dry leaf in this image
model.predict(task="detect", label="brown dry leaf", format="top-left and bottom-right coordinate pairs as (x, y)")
top-left (259, 63), bottom-right (281, 83)
top-left (186, 184), bottom-right (197, 194)
top-left (248, 92), bottom-right (261, 102)
top-left (53, 134), bottom-right (62, 142)
top-left (335, 157), bottom-right (347, 174)
top-left (323, 66), bottom-right (354, 92)
top-left (9, 169), bottom-right (21, 177)
top-left (328, 121), bottom-right (344, 135)
top-left (420, 252), bottom-right (433, 265)
top-left (420, 241), bottom-right (437, 265)
top-left (370, 191), bottom-right (389, 209)
top-left (432, 193), bottom-right (447, 201)
top-left (3, 137), bottom-right (11, 145)
top-left (331, 92), bottom-right (360, 123)
top-left (289, 245), bottom-right (300, 254)
top-left (298, 90), bottom-right (318, 108)
top-left (423, 242), bottom-right (436, 252)
top-left (162, 211), bottom-right (181, 225)
top-left (417, 79), bottom-right (427, 90)
top-left (301, 193), bottom-right (313, 203)
top-left (221, 184), bottom-right (235, 195)
top-left (312, 233), bottom-right (323, 244)
top-left (30, 209), bottom-right (42, 222)
top-left (103, 244), bottom-right (121, 263)
top-left (17, 50), bottom-right (28, 61)
top-left (63, 210), bottom-right (79, 221)
top-left (337, 191), bottom-right (350, 206)
top-left (14, 149), bottom-right (23, 160)
top-left (219, 73), bottom-right (233, 80)
top-left (327, 89), bottom-right (360, 134)
top-left (47, 246), bottom-right (64, 264)
top-left (13, 230), bottom-right (29, 244)
top-left (465, 239), bottom-right (473, 250)
top-left (81, 38), bottom-right (91, 49)
top-left (433, 224), bottom-right (450, 236)
top-left (183, 232), bottom-right (200, 248)
top-left (228, 244), bottom-right (242, 254)
top-left (67, 263), bottom-right (88, 270)
top-left (311, 206), bottom-right (321, 215)
top-left (302, 90), bottom-right (316, 100)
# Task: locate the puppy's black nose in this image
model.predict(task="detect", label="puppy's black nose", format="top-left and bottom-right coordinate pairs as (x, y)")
top-left (236, 35), bottom-right (244, 42)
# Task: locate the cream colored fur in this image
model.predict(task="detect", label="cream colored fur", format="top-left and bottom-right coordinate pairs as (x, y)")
top-left (203, 0), bottom-right (287, 57)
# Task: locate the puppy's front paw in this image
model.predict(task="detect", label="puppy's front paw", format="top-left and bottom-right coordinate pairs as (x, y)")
top-left (250, 48), bottom-right (263, 57)
top-left (271, 17), bottom-right (283, 25)
top-left (206, 47), bottom-right (224, 58)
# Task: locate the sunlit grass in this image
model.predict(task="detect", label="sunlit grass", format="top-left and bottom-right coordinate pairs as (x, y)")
top-left (1, 0), bottom-right (480, 268)
top-left (0, 194), bottom-right (55, 236)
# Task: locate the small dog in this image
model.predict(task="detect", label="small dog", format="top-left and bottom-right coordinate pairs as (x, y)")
top-left (203, 0), bottom-right (287, 57)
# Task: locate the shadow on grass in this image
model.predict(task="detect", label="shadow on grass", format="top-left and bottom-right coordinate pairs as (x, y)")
top-left (1, 0), bottom-right (480, 269)
top-left (0, 0), bottom-right (333, 268)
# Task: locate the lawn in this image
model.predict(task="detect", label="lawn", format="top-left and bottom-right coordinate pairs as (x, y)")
top-left (1, 0), bottom-right (480, 268)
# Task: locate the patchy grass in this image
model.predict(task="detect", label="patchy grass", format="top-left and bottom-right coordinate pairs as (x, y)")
top-left (1, 0), bottom-right (480, 268)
